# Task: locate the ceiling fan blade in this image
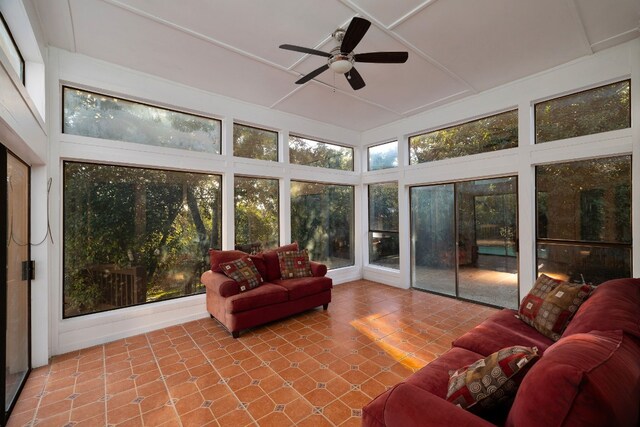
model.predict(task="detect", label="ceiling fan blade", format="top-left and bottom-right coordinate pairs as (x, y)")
top-left (279, 44), bottom-right (331, 58)
top-left (340, 17), bottom-right (370, 53)
top-left (295, 64), bottom-right (330, 84)
top-left (354, 51), bottom-right (408, 63)
top-left (345, 67), bottom-right (365, 90)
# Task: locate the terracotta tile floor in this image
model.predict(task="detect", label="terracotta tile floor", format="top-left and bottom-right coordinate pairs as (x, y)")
top-left (9, 280), bottom-right (497, 427)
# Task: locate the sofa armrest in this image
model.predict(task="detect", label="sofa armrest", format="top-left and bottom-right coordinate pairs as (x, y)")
top-left (310, 261), bottom-right (327, 277)
top-left (201, 270), bottom-right (239, 297)
top-left (363, 383), bottom-right (495, 427)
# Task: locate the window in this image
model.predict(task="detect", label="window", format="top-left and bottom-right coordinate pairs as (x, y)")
top-left (368, 141), bottom-right (398, 171)
top-left (233, 123), bottom-right (278, 161)
top-left (409, 110), bottom-right (518, 164)
top-left (535, 80), bottom-right (631, 143)
top-left (369, 182), bottom-right (399, 269)
top-left (0, 13), bottom-right (24, 84)
top-left (289, 135), bottom-right (354, 171)
top-left (63, 162), bottom-right (222, 317)
top-left (63, 87), bottom-right (222, 153)
top-left (234, 176), bottom-right (279, 253)
top-left (290, 181), bottom-right (354, 269)
top-left (536, 156), bottom-right (632, 284)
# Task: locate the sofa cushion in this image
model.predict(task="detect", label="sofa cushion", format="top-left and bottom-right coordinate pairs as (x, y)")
top-left (506, 330), bottom-right (640, 427)
top-left (453, 309), bottom-right (555, 356)
top-left (271, 276), bottom-right (332, 301)
top-left (225, 283), bottom-right (288, 314)
top-left (404, 347), bottom-right (486, 398)
top-left (447, 346), bottom-right (538, 412)
top-left (262, 242), bottom-right (299, 281)
top-left (278, 249), bottom-right (312, 279)
top-left (519, 274), bottom-right (593, 341)
top-left (563, 278), bottom-right (640, 340)
top-left (219, 256), bottom-right (263, 293)
top-left (209, 249), bottom-right (248, 273)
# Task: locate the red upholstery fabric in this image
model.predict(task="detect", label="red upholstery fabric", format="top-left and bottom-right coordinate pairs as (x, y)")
top-left (249, 254), bottom-right (267, 278)
top-left (310, 261), bottom-right (327, 277)
top-left (209, 249), bottom-right (248, 273)
top-left (271, 276), bottom-right (333, 301)
top-left (404, 347), bottom-right (485, 397)
top-left (261, 242), bottom-right (298, 281)
top-left (506, 330), bottom-right (640, 427)
top-left (201, 270), bottom-right (240, 297)
top-left (224, 283), bottom-right (288, 314)
top-left (452, 309), bottom-right (555, 356)
top-left (562, 277), bottom-right (640, 339)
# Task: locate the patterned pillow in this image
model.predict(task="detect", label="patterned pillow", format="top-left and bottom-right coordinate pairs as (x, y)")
top-left (277, 249), bottom-right (312, 279)
top-left (219, 257), bottom-right (263, 293)
top-left (519, 274), bottom-right (594, 341)
top-left (447, 346), bottom-right (538, 412)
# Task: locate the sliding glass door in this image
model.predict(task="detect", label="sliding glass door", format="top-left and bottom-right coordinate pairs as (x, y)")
top-left (1, 147), bottom-right (30, 421)
top-left (410, 177), bottom-right (518, 308)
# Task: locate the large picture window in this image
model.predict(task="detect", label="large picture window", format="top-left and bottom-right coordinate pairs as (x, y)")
top-left (233, 123), bottom-right (278, 161)
top-left (369, 182), bottom-right (399, 269)
top-left (234, 176), bottom-right (279, 253)
top-left (535, 80), bottom-right (630, 143)
top-left (63, 162), bottom-right (222, 317)
top-left (409, 110), bottom-right (518, 164)
top-left (289, 135), bottom-right (354, 171)
top-left (290, 181), bottom-right (354, 269)
top-left (536, 156), bottom-right (632, 284)
top-left (63, 87), bottom-right (222, 153)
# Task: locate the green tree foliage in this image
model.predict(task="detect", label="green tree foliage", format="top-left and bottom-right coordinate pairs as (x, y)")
top-left (290, 182), bottom-right (354, 269)
top-left (535, 80), bottom-right (630, 143)
top-left (234, 176), bottom-right (279, 252)
top-left (63, 163), bottom-right (221, 317)
top-left (409, 110), bottom-right (518, 164)
top-left (233, 124), bottom-right (278, 161)
top-left (368, 141), bottom-right (398, 171)
top-left (63, 87), bottom-right (221, 153)
top-left (289, 136), bottom-right (353, 171)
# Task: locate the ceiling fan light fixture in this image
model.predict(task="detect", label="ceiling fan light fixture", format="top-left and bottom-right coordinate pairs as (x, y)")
top-left (328, 55), bottom-right (353, 74)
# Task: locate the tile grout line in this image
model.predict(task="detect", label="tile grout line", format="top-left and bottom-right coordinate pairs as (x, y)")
top-left (102, 345), bottom-right (108, 426)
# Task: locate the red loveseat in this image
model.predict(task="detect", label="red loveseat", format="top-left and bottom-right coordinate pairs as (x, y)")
top-left (201, 243), bottom-right (332, 338)
top-left (363, 278), bottom-right (640, 427)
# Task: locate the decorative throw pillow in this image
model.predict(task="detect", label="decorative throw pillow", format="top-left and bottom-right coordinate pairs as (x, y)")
top-left (519, 274), bottom-right (594, 341)
top-left (219, 257), bottom-right (263, 293)
top-left (277, 249), bottom-right (312, 279)
top-left (447, 346), bottom-right (538, 412)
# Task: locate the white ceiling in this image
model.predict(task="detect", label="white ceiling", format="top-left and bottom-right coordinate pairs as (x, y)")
top-left (30, 0), bottom-right (640, 132)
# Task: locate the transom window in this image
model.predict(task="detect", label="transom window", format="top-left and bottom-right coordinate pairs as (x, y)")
top-left (409, 110), bottom-right (518, 164)
top-left (289, 135), bottom-right (354, 171)
top-left (368, 141), bottom-right (398, 171)
top-left (0, 13), bottom-right (24, 84)
top-left (233, 123), bottom-right (278, 161)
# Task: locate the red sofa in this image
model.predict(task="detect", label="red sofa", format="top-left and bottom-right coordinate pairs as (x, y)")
top-left (201, 243), bottom-right (332, 338)
top-left (363, 278), bottom-right (640, 427)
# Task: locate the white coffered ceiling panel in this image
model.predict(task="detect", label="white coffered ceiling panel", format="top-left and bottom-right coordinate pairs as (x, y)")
top-left (69, 0), bottom-right (296, 107)
top-left (395, 0), bottom-right (593, 92)
top-left (275, 84), bottom-right (401, 132)
top-left (574, 0), bottom-right (640, 51)
top-left (29, 0), bottom-right (640, 131)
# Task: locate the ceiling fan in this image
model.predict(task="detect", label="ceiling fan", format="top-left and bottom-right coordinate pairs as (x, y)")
top-left (279, 17), bottom-right (408, 90)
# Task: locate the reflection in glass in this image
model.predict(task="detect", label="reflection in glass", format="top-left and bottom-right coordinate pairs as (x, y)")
top-left (233, 124), bottom-right (278, 161)
top-left (5, 152), bottom-right (29, 411)
top-left (457, 178), bottom-right (518, 309)
top-left (234, 176), bottom-right (279, 253)
top-left (290, 181), bottom-right (354, 269)
top-left (535, 80), bottom-right (630, 143)
top-left (368, 141), bottom-right (398, 171)
top-left (0, 13), bottom-right (24, 83)
top-left (63, 162), bottom-right (222, 317)
top-left (63, 87), bottom-right (221, 153)
top-left (289, 135), bottom-right (353, 171)
top-left (409, 110), bottom-right (518, 164)
top-left (369, 182), bottom-right (399, 269)
top-left (536, 156), bottom-right (632, 284)
top-left (410, 184), bottom-right (456, 296)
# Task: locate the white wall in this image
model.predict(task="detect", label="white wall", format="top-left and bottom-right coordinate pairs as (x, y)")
top-left (47, 48), bottom-right (363, 357)
top-left (361, 39), bottom-right (639, 300)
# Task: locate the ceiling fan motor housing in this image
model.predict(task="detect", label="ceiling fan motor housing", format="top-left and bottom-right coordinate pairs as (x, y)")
top-left (328, 47), bottom-right (354, 74)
